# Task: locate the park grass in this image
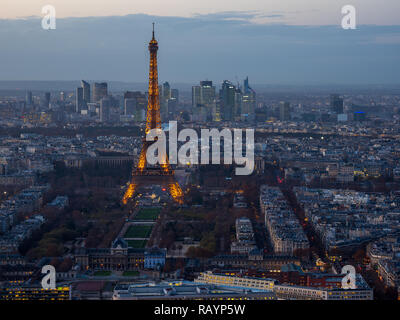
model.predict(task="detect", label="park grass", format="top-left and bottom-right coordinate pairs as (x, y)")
top-left (124, 225), bottom-right (153, 238)
top-left (134, 208), bottom-right (161, 221)
top-left (126, 239), bottom-right (147, 249)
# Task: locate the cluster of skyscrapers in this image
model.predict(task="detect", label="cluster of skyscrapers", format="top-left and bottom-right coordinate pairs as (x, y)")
top-left (25, 91), bottom-right (51, 110)
top-left (192, 77), bottom-right (256, 122)
top-left (72, 77), bottom-right (256, 124)
top-left (76, 81), bottom-right (111, 121)
top-left (74, 80), bottom-right (177, 123)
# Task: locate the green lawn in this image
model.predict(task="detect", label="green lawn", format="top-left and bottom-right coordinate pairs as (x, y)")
top-left (124, 225), bottom-right (153, 238)
top-left (126, 239), bottom-right (147, 248)
top-left (94, 271), bottom-right (112, 276)
top-left (122, 271), bottom-right (140, 277)
top-left (134, 208), bottom-right (161, 221)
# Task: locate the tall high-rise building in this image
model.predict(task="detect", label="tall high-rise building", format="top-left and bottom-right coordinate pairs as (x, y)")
top-left (81, 80), bottom-right (91, 104)
top-left (25, 91), bottom-right (33, 106)
top-left (200, 81), bottom-right (215, 107)
top-left (192, 81), bottom-right (216, 121)
top-left (243, 77), bottom-right (251, 93)
top-left (124, 98), bottom-right (137, 120)
top-left (76, 87), bottom-right (84, 113)
top-left (167, 98), bottom-right (178, 118)
top-left (192, 86), bottom-right (201, 108)
top-left (43, 92), bottom-right (50, 109)
top-left (92, 82), bottom-right (108, 102)
top-left (124, 91), bottom-right (146, 122)
top-left (100, 96), bottom-right (111, 122)
top-left (279, 101), bottom-right (291, 121)
top-left (169, 89), bottom-right (179, 118)
top-left (241, 77), bottom-right (256, 121)
top-left (124, 98), bottom-right (145, 122)
top-left (192, 81), bottom-right (216, 108)
top-left (76, 81), bottom-right (91, 112)
top-left (171, 89), bottom-right (179, 103)
top-left (234, 88), bottom-right (242, 120)
top-left (330, 94), bottom-right (344, 114)
top-left (220, 80), bottom-right (236, 121)
top-left (160, 82), bottom-right (171, 119)
top-left (124, 98), bottom-right (136, 115)
top-left (162, 82), bottom-right (171, 100)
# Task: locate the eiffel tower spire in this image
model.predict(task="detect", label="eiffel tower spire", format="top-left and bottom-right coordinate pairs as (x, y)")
top-left (145, 22), bottom-right (161, 135)
top-left (123, 25), bottom-right (183, 205)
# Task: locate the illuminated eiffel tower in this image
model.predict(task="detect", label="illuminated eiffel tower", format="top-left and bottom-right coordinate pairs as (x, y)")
top-left (123, 24), bottom-right (183, 205)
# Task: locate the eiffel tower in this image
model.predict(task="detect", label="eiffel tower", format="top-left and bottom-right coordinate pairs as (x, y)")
top-left (123, 24), bottom-right (183, 205)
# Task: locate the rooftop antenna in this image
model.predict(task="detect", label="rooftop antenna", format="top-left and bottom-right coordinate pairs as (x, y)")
top-left (152, 22), bottom-right (155, 39)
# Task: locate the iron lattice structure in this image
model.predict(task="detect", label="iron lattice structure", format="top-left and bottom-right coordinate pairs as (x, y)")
top-left (123, 25), bottom-right (183, 205)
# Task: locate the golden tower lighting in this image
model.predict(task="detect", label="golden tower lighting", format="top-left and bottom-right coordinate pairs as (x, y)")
top-left (123, 24), bottom-right (183, 205)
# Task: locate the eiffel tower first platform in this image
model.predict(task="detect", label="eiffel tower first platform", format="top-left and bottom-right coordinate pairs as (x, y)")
top-left (122, 24), bottom-right (183, 205)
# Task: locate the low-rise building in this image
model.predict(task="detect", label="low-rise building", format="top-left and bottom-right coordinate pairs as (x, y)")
top-left (260, 186), bottom-right (309, 255)
top-left (195, 271), bottom-right (276, 291)
top-left (113, 281), bottom-right (276, 300)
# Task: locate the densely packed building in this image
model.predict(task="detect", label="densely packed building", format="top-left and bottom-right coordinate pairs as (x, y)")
top-left (230, 217), bottom-right (257, 254)
top-left (367, 236), bottom-right (400, 289)
top-left (294, 187), bottom-right (400, 251)
top-left (260, 185), bottom-right (309, 255)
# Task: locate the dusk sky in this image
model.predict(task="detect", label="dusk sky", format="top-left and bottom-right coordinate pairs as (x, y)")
top-left (2, 0), bottom-right (400, 25)
top-left (1, 1), bottom-right (400, 84)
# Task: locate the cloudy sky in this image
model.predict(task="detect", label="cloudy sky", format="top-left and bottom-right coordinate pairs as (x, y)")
top-left (1, 1), bottom-right (400, 84)
top-left (2, 0), bottom-right (400, 25)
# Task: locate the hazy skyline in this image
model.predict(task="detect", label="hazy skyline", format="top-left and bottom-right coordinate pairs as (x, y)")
top-left (2, 0), bottom-right (400, 25)
top-left (1, 12), bottom-right (400, 84)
